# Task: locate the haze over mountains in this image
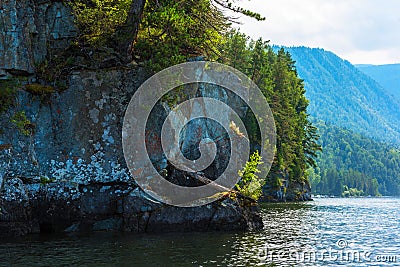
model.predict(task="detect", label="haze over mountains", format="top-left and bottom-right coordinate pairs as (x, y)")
top-left (283, 46), bottom-right (400, 146)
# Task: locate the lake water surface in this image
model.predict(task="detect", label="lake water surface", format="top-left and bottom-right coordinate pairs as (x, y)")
top-left (1, 198), bottom-right (399, 266)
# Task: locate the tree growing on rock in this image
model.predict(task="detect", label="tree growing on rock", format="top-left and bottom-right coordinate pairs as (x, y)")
top-left (69, 0), bottom-right (264, 65)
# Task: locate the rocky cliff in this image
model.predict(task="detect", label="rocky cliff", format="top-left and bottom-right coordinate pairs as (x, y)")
top-left (0, 0), bottom-right (77, 77)
top-left (0, 0), bottom-right (262, 237)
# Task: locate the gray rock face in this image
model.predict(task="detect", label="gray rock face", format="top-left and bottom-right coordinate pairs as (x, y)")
top-left (0, 0), bottom-right (77, 77)
top-left (1, 68), bottom-right (142, 184)
top-left (0, 1), bottom-right (263, 237)
top-left (0, 66), bottom-right (262, 237)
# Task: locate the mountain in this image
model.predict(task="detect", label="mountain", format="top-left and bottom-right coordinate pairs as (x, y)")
top-left (356, 63), bottom-right (400, 100)
top-left (278, 46), bottom-right (400, 196)
top-left (282, 46), bottom-right (400, 145)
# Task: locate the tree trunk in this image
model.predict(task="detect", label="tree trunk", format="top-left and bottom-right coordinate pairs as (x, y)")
top-left (116, 0), bottom-right (146, 61)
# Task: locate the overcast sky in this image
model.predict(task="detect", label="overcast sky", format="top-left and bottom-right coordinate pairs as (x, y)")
top-left (233, 0), bottom-right (400, 65)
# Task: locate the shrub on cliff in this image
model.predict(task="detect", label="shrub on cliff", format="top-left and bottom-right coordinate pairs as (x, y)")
top-left (236, 151), bottom-right (264, 201)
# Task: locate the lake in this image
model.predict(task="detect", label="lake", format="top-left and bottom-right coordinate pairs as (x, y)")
top-left (1, 198), bottom-right (399, 266)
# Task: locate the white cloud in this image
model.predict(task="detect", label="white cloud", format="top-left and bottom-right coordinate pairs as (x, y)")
top-left (232, 0), bottom-right (400, 64)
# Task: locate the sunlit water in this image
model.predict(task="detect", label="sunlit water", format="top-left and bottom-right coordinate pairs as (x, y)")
top-left (1, 198), bottom-right (399, 266)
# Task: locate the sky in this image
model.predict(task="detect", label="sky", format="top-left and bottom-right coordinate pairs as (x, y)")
top-left (232, 0), bottom-right (400, 65)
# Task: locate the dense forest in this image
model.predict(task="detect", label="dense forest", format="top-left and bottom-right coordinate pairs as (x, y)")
top-left (309, 120), bottom-right (400, 196)
top-left (218, 31), bottom-right (321, 195)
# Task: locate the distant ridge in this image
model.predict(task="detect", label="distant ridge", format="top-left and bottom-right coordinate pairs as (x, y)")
top-left (282, 46), bottom-right (400, 145)
top-left (356, 63), bottom-right (400, 100)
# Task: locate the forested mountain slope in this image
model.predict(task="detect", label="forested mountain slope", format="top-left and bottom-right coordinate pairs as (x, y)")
top-left (280, 46), bottom-right (400, 196)
top-left (356, 63), bottom-right (400, 100)
top-left (310, 120), bottom-right (400, 196)
top-left (282, 46), bottom-right (400, 145)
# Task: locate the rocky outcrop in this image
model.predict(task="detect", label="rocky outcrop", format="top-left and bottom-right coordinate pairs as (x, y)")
top-left (262, 170), bottom-right (313, 202)
top-left (0, 178), bottom-right (262, 238)
top-left (0, 64), bottom-right (263, 237)
top-left (0, 0), bottom-right (266, 238)
top-left (285, 180), bottom-right (313, 201)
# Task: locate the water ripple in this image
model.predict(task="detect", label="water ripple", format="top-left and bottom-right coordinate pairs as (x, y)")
top-left (1, 198), bottom-right (399, 266)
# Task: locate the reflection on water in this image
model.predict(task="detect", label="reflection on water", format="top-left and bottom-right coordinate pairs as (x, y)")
top-left (1, 198), bottom-right (399, 266)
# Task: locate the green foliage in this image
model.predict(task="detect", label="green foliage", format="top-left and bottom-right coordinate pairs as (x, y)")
top-left (67, 0), bottom-right (264, 70)
top-left (135, 0), bottom-right (229, 71)
top-left (281, 47), bottom-right (400, 197)
top-left (303, 120), bottom-right (322, 167)
top-left (270, 48), bottom-right (312, 182)
top-left (284, 46), bottom-right (400, 145)
top-left (219, 30), bottom-right (321, 189)
top-left (311, 120), bottom-right (397, 196)
top-left (11, 111), bottom-right (35, 136)
top-left (134, 0), bottom-right (264, 71)
top-left (161, 84), bottom-right (188, 108)
top-left (316, 168), bottom-right (379, 197)
top-left (236, 151), bottom-right (264, 200)
top-left (342, 186), bottom-right (364, 197)
top-left (219, 30), bottom-right (250, 70)
top-left (42, 2), bottom-right (317, 200)
top-left (212, 0), bottom-right (265, 21)
top-left (357, 63), bottom-right (400, 100)
top-left (35, 55), bottom-right (76, 87)
top-left (69, 0), bottom-right (132, 46)
top-left (40, 176), bottom-right (56, 185)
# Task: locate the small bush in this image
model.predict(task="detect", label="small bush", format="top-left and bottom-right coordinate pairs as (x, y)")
top-left (25, 84), bottom-right (55, 95)
top-left (69, 0), bottom-right (131, 46)
top-left (236, 150), bottom-right (265, 201)
top-left (11, 111), bottom-right (35, 136)
top-left (40, 176), bottom-right (55, 185)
